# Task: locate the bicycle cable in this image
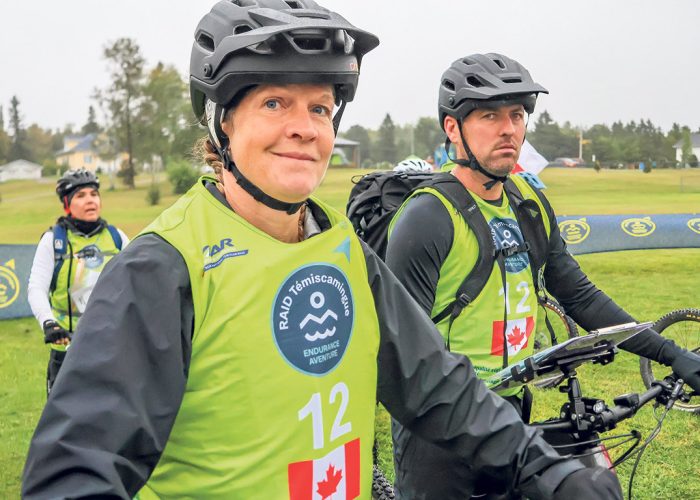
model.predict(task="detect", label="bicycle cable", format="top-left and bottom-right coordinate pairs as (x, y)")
top-left (626, 403), bottom-right (671, 500)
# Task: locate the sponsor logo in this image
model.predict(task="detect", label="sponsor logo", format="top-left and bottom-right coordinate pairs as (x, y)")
top-left (491, 317), bottom-right (535, 357)
top-left (621, 217), bottom-right (655, 237)
top-left (76, 244), bottom-right (104, 269)
top-left (559, 218), bottom-right (590, 245)
top-left (0, 260), bottom-right (21, 309)
top-left (272, 264), bottom-right (354, 375)
top-left (202, 238), bottom-right (248, 271)
top-left (688, 217), bottom-right (700, 235)
top-left (288, 438), bottom-right (360, 500)
top-left (488, 217), bottom-right (529, 273)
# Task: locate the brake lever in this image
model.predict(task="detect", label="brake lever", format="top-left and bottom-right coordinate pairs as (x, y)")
top-left (665, 378), bottom-right (685, 410)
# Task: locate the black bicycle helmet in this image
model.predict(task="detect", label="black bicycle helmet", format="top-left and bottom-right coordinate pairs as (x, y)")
top-left (190, 0), bottom-right (379, 214)
top-left (191, 0), bottom-right (378, 126)
top-left (438, 53), bottom-right (548, 130)
top-left (437, 53), bottom-right (547, 190)
top-left (56, 168), bottom-right (100, 203)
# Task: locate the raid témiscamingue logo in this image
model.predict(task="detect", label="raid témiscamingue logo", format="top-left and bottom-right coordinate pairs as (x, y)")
top-left (272, 264), bottom-right (354, 376)
top-left (488, 217), bottom-right (529, 273)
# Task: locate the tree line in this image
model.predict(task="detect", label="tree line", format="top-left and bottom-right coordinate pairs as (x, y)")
top-left (1, 36), bottom-right (698, 185)
top-left (341, 111), bottom-right (699, 168)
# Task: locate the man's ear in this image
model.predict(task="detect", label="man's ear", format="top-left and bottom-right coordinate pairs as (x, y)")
top-left (443, 116), bottom-right (461, 145)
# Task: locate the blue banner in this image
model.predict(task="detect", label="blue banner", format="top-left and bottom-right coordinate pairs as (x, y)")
top-left (557, 214), bottom-right (700, 255)
top-left (0, 244), bottom-right (36, 320)
top-left (2, 214), bottom-right (700, 319)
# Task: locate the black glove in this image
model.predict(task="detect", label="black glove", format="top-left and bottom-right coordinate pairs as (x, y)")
top-left (42, 320), bottom-right (71, 344)
top-left (672, 350), bottom-right (700, 394)
top-left (553, 467), bottom-right (622, 500)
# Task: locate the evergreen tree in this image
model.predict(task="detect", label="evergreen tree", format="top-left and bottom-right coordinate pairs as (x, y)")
top-left (81, 105), bottom-right (101, 135)
top-left (0, 106), bottom-right (9, 163)
top-left (9, 96), bottom-right (31, 161)
top-left (375, 113), bottom-right (397, 164)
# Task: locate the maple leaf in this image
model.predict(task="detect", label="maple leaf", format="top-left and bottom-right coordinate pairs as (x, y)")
top-left (316, 464), bottom-right (343, 499)
top-left (507, 325), bottom-right (526, 347)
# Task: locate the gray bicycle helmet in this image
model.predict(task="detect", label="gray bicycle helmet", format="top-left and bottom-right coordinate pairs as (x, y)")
top-left (56, 169), bottom-right (100, 203)
top-left (438, 53), bottom-right (548, 131)
top-left (190, 0), bottom-right (379, 214)
top-left (437, 53), bottom-right (547, 190)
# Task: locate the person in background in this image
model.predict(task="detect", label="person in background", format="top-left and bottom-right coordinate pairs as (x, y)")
top-left (27, 168), bottom-right (128, 394)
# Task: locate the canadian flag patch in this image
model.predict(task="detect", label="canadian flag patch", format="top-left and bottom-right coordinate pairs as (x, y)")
top-left (491, 317), bottom-right (534, 356)
top-left (288, 438), bottom-right (360, 500)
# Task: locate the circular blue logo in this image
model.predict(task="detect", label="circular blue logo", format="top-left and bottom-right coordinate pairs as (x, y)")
top-left (489, 217), bottom-right (530, 273)
top-left (272, 264), bottom-right (354, 375)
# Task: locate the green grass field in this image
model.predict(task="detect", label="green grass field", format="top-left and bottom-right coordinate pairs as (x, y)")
top-left (1, 167), bottom-right (699, 498)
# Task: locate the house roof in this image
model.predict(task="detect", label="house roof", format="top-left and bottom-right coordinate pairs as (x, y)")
top-left (0, 159), bottom-right (43, 171)
top-left (673, 132), bottom-right (700, 149)
top-left (56, 133), bottom-right (97, 156)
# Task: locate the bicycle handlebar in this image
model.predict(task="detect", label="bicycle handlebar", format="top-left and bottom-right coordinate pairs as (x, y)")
top-left (533, 377), bottom-right (686, 434)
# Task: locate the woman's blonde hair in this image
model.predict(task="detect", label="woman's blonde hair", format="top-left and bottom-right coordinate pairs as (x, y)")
top-left (195, 136), bottom-right (226, 194)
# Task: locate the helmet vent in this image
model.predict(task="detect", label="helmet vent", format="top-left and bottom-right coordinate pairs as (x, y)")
top-left (285, 0), bottom-right (302, 8)
top-left (493, 58), bottom-right (506, 69)
top-left (293, 36), bottom-right (329, 51)
top-left (466, 76), bottom-right (484, 87)
top-left (233, 24), bottom-right (253, 35)
top-left (197, 33), bottom-right (215, 52)
top-left (502, 77), bottom-right (522, 83)
top-left (442, 79), bottom-right (455, 91)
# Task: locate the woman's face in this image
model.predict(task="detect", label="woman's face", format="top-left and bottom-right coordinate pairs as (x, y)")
top-left (224, 83), bottom-right (336, 203)
top-left (68, 187), bottom-right (101, 222)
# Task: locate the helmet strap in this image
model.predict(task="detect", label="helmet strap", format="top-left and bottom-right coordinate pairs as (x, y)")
top-left (208, 129), bottom-right (304, 216)
top-left (445, 119), bottom-right (508, 191)
top-left (332, 100), bottom-right (347, 137)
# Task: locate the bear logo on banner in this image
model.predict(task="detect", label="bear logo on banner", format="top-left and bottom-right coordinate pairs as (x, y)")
top-left (688, 217), bottom-right (700, 236)
top-left (0, 259), bottom-right (21, 309)
top-left (621, 217), bottom-right (656, 237)
top-left (558, 218), bottom-right (591, 245)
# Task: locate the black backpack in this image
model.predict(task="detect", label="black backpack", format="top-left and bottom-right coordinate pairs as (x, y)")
top-left (346, 170), bottom-right (550, 335)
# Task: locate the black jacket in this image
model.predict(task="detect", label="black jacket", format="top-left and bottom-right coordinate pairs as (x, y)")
top-left (385, 183), bottom-right (681, 498)
top-left (22, 186), bottom-right (583, 499)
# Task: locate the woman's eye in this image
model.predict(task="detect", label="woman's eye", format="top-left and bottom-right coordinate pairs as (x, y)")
top-left (264, 99), bottom-right (279, 110)
top-left (311, 105), bottom-right (330, 116)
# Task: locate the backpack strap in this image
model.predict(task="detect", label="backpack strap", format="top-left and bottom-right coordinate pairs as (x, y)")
top-left (50, 223), bottom-right (69, 293)
top-left (106, 225), bottom-right (123, 250)
top-left (424, 177), bottom-right (497, 338)
top-left (503, 178), bottom-right (550, 296)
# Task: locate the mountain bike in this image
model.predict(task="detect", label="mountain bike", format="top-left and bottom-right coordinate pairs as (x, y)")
top-left (495, 322), bottom-right (694, 499)
top-left (639, 308), bottom-right (700, 414)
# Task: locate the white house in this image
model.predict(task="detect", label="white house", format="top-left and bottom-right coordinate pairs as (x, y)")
top-left (0, 159), bottom-right (43, 182)
top-left (673, 133), bottom-right (700, 165)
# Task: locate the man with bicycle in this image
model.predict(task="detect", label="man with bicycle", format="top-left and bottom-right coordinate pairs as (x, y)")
top-left (386, 52), bottom-right (700, 499)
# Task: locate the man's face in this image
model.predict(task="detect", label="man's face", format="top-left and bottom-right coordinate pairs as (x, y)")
top-left (451, 103), bottom-right (527, 177)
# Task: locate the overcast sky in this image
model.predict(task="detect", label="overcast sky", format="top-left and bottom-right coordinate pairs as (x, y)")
top-left (1, 0), bottom-right (698, 133)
